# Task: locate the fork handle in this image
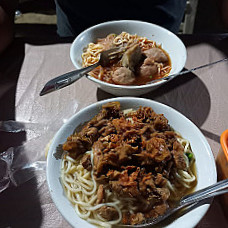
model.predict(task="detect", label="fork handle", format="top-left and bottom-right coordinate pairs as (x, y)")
top-left (179, 178), bottom-right (228, 207)
top-left (149, 57), bottom-right (228, 84)
top-left (39, 62), bottom-right (100, 96)
top-left (40, 62), bottom-right (100, 96)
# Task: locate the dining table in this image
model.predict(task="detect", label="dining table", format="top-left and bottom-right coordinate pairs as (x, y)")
top-left (0, 25), bottom-right (228, 228)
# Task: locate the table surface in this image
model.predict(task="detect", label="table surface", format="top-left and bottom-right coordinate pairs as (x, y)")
top-left (0, 33), bottom-right (228, 227)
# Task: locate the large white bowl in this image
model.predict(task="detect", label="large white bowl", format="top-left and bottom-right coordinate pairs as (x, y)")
top-left (70, 20), bottom-right (187, 96)
top-left (47, 97), bottom-right (216, 228)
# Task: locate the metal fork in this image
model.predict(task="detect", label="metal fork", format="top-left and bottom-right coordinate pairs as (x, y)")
top-left (117, 178), bottom-right (228, 227)
top-left (40, 47), bottom-right (124, 96)
top-left (149, 57), bottom-right (228, 84)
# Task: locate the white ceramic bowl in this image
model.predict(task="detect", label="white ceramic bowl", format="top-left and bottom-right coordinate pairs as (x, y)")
top-left (47, 97), bottom-right (216, 228)
top-left (70, 20), bottom-right (187, 96)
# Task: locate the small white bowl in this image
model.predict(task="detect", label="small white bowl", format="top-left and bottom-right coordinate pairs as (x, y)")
top-left (47, 97), bottom-right (216, 228)
top-left (70, 20), bottom-right (187, 96)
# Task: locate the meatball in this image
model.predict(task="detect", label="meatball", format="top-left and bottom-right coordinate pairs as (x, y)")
top-left (112, 67), bottom-right (136, 85)
top-left (138, 58), bottom-right (158, 78)
top-left (143, 47), bottom-right (168, 63)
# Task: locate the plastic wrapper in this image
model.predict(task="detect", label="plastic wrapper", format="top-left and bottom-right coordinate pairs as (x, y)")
top-left (0, 100), bottom-right (79, 193)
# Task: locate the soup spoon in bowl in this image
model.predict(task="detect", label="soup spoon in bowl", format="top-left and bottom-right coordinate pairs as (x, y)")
top-left (117, 178), bottom-right (228, 227)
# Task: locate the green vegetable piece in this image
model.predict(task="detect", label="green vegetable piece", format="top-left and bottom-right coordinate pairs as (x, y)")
top-left (186, 152), bottom-right (193, 160)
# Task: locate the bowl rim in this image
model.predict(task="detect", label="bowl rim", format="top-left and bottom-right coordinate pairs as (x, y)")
top-left (46, 97), bottom-right (217, 228)
top-left (70, 19), bottom-right (187, 89)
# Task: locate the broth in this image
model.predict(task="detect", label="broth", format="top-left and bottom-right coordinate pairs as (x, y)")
top-left (82, 32), bottom-right (172, 86)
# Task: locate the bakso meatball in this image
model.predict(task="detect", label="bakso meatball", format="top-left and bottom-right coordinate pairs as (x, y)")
top-left (143, 47), bottom-right (168, 63)
top-left (138, 58), bottom-right (158, 78)
top-left (112, 67), bottom-right (136, 85)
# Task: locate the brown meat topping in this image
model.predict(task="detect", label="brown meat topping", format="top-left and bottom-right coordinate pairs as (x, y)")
top-left (154, 114), bottom-right (170, 131)
top-left (136, 137), bottom-right (171, 166)
top-left (172, 141), bottom-right (187, 170)
top-left (81, 153), bottom-right (92, 171)
top-left (130, 212), bottom-right (145, 225)
top-left (97, 206), bottom-right (119, 221)
top-left (145, 202), bottom-right (169, 219)
top-left (116, 143), bottom-right (137, 163)
top-left (63, 103), bottom-right (193, 225)
top-left (62, 101), bottom-right (121, 157)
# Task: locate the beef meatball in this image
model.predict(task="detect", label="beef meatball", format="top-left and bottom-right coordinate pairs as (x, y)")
top-left (138, 58), bottom-right (158, 78)
top-left (143, 47), bottom-right (168, 63)
top-left (112, 67), bottom-right (136, 85)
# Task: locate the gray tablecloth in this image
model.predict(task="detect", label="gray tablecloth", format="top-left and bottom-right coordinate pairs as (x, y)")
top-left (0, 35), bottom-right (228, 227)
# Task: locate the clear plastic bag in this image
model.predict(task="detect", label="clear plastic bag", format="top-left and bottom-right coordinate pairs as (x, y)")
top-left (0, 121), bottom-right (51, 193)
top-left (0, 100), bottom-right (80, 193)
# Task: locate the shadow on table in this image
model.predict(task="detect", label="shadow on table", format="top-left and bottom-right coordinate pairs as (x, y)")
top-left (0, 30), bottom-right (46, 228)
top-left (0, 176), bottom-right (43, 228)
top-left (165, 34), bottom-right (228, 144)
top-left (0, 39), bottom-right (25, 121)
top-left (0, 130), bottom-right (43, 228)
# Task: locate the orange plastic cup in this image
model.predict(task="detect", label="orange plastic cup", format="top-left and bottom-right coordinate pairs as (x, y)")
top-left (216, 129), bottom-right (228, 217)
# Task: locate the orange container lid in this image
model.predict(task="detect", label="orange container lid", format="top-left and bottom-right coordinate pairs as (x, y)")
top-left (220, 129), bottom-right (228, 161)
